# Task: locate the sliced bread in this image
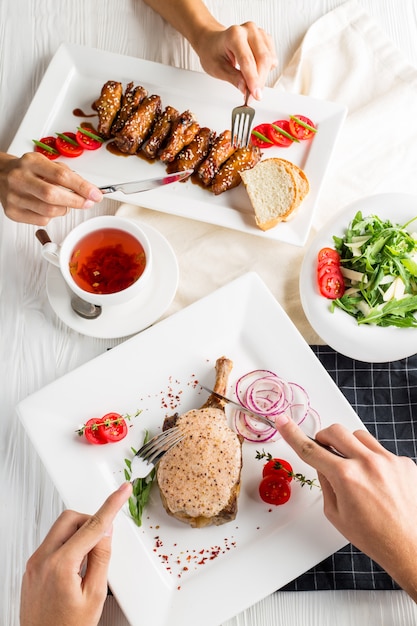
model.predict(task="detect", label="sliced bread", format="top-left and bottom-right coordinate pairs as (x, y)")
top-left (240, 158), bottom-right (310, 231)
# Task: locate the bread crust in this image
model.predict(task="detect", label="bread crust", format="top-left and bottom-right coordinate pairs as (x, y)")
top-left (240, 157), bottom-right (310, 231)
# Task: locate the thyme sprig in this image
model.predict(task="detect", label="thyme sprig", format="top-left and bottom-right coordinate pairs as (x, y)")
top-left (255, 449), bottom-right (320, 490)
top-left (75, 409), bottom-right (141, 436)
top-left (124, 430), bottom-right (156, 526)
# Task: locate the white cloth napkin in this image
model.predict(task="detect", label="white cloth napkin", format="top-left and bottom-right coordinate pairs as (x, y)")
top-left (119, 0), bottom-right (417, 345)
top-left (275, 0), bottom-right (417, 230)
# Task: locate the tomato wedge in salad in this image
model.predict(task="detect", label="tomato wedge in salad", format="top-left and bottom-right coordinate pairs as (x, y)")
top-left (318, 247), bottom-right (341, 264)
top-left (55, 132), bottom-right (84, 158)
top-left (289, 115), bottom-right (317, 140)
top-left (33, 136), bottom-right (59, 160)
top-left (318, 271), bottom-right (345, 299)
top-left (317, 246), bottom-right (345, 299)
top-left (259, 475), bottom-right (292, 505)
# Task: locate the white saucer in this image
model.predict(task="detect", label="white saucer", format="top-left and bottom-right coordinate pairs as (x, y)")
top-left (46, 221), bottom-right (179, 339)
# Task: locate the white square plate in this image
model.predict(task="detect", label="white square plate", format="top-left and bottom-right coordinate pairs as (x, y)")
top-left (17, 273), bottom-right (363, 626)
top-left (8, 43), bottom-right (346, 246)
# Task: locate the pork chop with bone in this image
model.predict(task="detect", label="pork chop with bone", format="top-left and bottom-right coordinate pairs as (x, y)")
top-left (157, 357), bottom-right (243, 528)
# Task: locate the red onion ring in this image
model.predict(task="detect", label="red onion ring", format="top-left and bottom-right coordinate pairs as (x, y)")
top-left (233, 369), bottom-right (321, 443)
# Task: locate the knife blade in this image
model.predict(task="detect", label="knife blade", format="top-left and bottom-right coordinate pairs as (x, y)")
top-left (201, 385), bottom-right (275, 427)
top-left (201, 385), bottom-right (345, 457)
top-left (99, 168), bottom-right (194, 194)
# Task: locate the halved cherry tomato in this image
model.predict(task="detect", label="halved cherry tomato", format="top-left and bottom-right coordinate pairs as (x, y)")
top-left (100, 412), bottom-right (128, 443)
top-left (318, 271), bottom-right (345, 299)
top-left (318, 247), bottom-right (340, 264)
top-left (55, 132), bottom-right (84, 158)
top-left (33, 136), bottom-right (59, 160)
top-left (83, 418), bottom-right (107, 445)
top-left (259, 475), bottom-right (291, 505)
top-left (76, 128), bottom-right (103, 150)
top-left (262, 458), bottom-right (293, 482)
top-left (267, 120), bottom-right (295, 147)
top-left (289, 115), bottom-right (316, 140)
top-left (250, 123), bottom-right (274, 149)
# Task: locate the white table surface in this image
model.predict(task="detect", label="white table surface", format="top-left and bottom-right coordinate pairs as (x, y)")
top-left (1, 1), bottom-right (417, 625)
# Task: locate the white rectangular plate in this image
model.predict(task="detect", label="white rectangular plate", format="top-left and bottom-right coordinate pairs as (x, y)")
top-left (8, 43), bottom-right (346, 246)
top-left (17, 273), bottom-right (363, 626)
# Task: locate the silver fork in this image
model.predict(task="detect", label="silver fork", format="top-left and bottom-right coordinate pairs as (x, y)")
top-left (130, 427), bottom-right (185, 479)
top-left (231, 89), bottom-right (255, 147)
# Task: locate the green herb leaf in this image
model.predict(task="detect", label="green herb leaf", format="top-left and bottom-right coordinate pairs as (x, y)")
top-left (32, 139), bottom-right (58, 154)
top-left (289, 115), bottom-right (317, 133)
top-left (251, 130), bottom-right (273, 144)
top-left (123, 430), bottom-right (156, 527)
top-left (55, 132), bottom-right (79, 146)
top-left (331, 211), bottom-right (417, 327)
top-left (77, 126), bottom-right (104, 142)
top-left (271, 123), bottom-right (299, 142)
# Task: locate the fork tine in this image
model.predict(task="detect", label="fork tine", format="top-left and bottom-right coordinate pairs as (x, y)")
top-left (234, 111), bottom-right (254, 148)
top-left (231, 90), bottom-right (255, 148)
top-left (135, 427), bottom-right (184, 465)
top-left (130, 427), bottom-right (185, 479)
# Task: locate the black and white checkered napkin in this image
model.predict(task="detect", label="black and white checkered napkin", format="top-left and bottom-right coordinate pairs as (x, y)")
top-left (282, 345), bottom-right (417, 591)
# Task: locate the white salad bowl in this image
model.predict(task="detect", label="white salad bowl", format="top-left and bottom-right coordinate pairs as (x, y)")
top-left (300, 192), bottom-right (417, 363)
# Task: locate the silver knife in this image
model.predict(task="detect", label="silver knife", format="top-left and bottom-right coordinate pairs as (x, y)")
top-left (99, 168), bottom-right (194, 194)
top-left (201, 385), bottom-right (275, 427)
top-left (201, 385), bottom-right (345, 457)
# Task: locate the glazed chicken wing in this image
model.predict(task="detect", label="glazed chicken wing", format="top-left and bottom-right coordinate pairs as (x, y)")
top-left (141, 105), bottom-right (179, 159)
top-left (166, 127), bottom-right (215, 174)
top-left (197, 130), bottom-right (236, 186)
top-left (113, 94), bottom-right (162, 154)
top-left (159, 110), bottom-right (200, 163)
top-left (94, 80), bottom-right (123, 139)
top-left (211, 145), bottom-right (262, 195)
top-left (111, 82), bottom-right (148, 135)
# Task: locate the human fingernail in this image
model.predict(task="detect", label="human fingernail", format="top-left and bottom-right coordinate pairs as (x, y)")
top-left (274, 414), bottom-right (289, 428)
top-left (253, 87), bottom-right (263, 101)
top-left (89, 188), bottom-right (103, 202)
top-left (82, 200), bottom-right (95, 209)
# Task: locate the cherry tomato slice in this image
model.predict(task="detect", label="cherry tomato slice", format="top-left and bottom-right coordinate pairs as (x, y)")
top-left (55, 132), bottom-right (84, 158)
top-left (262, 458), bottom-right (293, 482)
top-left (76, 128), bottom-right (103, 150)
top-left (317, 261), bottom-right (342, 281)
top-left (34, 136), bottom-right (59, 160)
top-left (318, 247), bottom-right (340, 264)
top-left (250, 123), bottom-right (274, 149)
top-left (259, 475), bottom-right (291, 505)
top-left (83, 418), bottom-right (107, 445)
top-left (318, 270), bottom-right (345, 299)
top-left (267, 120), bottom-right (294, 147)
top-left (100, 412), bottom-right (128, 443)
top-left (289, 115), bottom-right (316, 140)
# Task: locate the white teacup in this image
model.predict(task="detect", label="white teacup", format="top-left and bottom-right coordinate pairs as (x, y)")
top-left (41, 216), bottom-right (152, 306)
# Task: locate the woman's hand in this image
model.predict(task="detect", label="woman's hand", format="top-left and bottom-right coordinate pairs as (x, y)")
top-left (0, 152), bottom-right (103, 226)
top-left (20, 482), bottom-right (132, 626)
top-left (142, 0), bottom-right (277, 101)
top-left (274, 415), bottom-right (417, 601)
top-left (193, 21), bottom-right (277, 101)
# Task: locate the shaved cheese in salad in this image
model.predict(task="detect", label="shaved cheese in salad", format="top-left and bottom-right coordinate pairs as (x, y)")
top-left (331, 211), bottom-right (417, 327)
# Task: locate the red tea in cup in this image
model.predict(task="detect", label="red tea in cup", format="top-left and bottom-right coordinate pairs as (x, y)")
top-left (69, 227), bottom-right (147, 295)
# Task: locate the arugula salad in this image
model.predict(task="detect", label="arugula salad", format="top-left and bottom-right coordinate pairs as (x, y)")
top-left (331, 211), bottom-right (417, 327)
